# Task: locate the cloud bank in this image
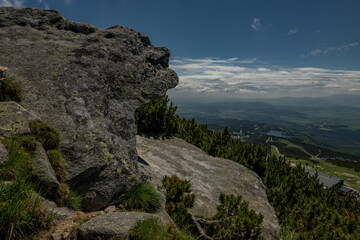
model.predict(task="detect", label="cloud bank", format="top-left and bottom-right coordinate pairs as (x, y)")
top-left (169, 57), bottom-right (360, 98)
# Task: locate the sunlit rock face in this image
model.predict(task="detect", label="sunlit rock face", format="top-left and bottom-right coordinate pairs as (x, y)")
top-left (0, 7), bottom-right (178, 211)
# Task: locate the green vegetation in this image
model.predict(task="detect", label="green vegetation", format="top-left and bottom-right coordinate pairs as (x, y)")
top-left (0, 176), bottom-right (52, 240)
top-left (136, 95), bottom-right (179, 136)
top-left (68, 190), bottom-right (82, 211)
top-left (0, 76), bottom-right (23, 102)
top-left (203, 193), bottom-right (263, 240)
top-left (124, 181), bottom-right (162, 213)
top-left (129, 218), bottom-right (181, 240)
top-left (47, 150), bottom-right (67, 182)
top-left (0, 138), bottom-right (32, 180)
top-left (136, 96), bottom-right (360, 239)
top-left (162, 175), bottom-right (195, 231)
top-left (162, 175), bottom-right (264, 240)
top-left (29, 120), bottom-right (60, 150)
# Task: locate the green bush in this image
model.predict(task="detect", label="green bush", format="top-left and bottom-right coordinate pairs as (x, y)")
top-left (0, 77), bottom-right (23, 102)
top-left (0, 176), bottom-right (52, 239)
top-left (124, 181), bottom-right (162, 213)
top-left (203, 193), bottom-right (264, 240)
top-left (162, 175), bottom-right (196, 233)
top-left (47, 150), bottom-right (67, 183)
top-left (29, 120), bottom-right (60, 150)
top-left (135, 95), bottom-right (179, 136)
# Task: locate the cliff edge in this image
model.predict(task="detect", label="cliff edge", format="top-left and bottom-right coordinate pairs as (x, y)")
top-left (0, 7), bottom-right (178, 211)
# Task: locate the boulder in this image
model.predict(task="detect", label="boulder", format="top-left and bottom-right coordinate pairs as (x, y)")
top-left (32, 143), bottom-right (59, 188)
top-left (0, 7), bottom-right (178, 210)
top-left (41, 197), bottom-right (77, 221)
top-left (136, 136), bottom-right (280, 240)
top-left (0, 141), bottom-right (8, 166)
top-left (78, 212), bottom-right (160, 240)
top-left (0, 101), bottom-right (38, 137)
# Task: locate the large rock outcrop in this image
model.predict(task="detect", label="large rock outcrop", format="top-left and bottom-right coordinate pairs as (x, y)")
top-left (0, 7), bottom-right (178, 210)
top-left (137, 136), bottom-right (279, 240)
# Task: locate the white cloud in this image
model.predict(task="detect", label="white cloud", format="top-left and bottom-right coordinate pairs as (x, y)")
top-left (287, 28), bottom-right (298, 35)
top-left (302, 42), bottom-right (359, 57)
top-left (0, 0), bottom-right (24, 7)
top-left (251, 18), bottom-right (261, 31)
top-left (169, 57), bottom-right (360, 98)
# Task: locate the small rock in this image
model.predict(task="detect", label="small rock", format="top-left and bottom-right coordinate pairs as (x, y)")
top-left (104, 205), bottom-right (116, 213)
top-left (0, 141), bottom-right (8, 166)
top-left (32, 143), bottom-right (59, 187)
top-left (78, 212), bottom-right (160, 240)
top-left (62, 232), bottom-right (70, 239)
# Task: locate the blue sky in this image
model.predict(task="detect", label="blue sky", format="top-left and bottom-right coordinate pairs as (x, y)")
top-left (1, 0), bottom-right (360, 98)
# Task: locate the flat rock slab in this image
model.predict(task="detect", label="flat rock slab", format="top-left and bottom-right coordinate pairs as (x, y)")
top-left (78, 212), bottom-right (159, 240)
top-left (32, 143), bottom-right (59, 188)
top-left (0, 101), bottom-right (38, 138)
top-left (137, 136), bottom-right (279, 240)
top-left (0, 141), bottom-right (8, 166)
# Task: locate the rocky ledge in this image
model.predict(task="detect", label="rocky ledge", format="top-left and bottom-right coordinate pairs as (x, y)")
top-left (137, 136), bottom-right (280, 240)
top-left (0, 7), bottom-right (178, 211)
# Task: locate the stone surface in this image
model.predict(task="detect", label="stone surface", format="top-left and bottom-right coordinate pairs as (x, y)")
top-left (32, 143), bottom-right (59, 188)
top-left (42, 197), bottom-right (78, 221)
top-left (0, 101), bottom-right (38, 137)
top-left (136, 136), bottom-right (280, 240)
top-left (78, 212), bottom-right (160, 240)
top-left (0, 7), bottom-right (178, 210)
top-left (0, 141), bottom-right (8, 166)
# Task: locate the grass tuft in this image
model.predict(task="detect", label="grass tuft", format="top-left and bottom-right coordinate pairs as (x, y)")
top-left (29, 120), bottom-right (60, 150)
top-left (0, 175), bottom-right (52, 239)
top-left (68, 191), bottom-right (82, 211)
top-left (47, 150), bottom-right (67, 183)
top-left (15, 135), bottom-right (38, 151)
top-left (124, 181), bottom-right (162, 213)
top-left (0, 138), bottom-right (32, 180)
top-left (0, 77), bottom-right (23, 102)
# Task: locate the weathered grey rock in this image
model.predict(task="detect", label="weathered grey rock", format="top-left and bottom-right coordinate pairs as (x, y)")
top-left (137, 136), bottom-right (280, 240)
top-left (0, 7), bottom-right (178, 210)
top-left (78, 212), bottom-right (160, 240)
top-left (0, 101), bottom-right (38, 137)
top-left (42, 197), bottom-right (77, 221)
top-left (0, 141), bottom-right (8, 166)
top-left (32, 143), bottom-right (59, 188)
